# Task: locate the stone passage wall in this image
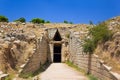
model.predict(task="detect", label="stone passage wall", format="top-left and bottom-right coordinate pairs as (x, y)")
top-left (68, 32), bottom-right (119, 80)
top-left (21, 35), bottom-right (50, 74)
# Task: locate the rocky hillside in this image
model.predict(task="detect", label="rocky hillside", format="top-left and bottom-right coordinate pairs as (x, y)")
top-left (0, 17), bottom-right (120, 79)
top-left (95, 16), bottom-right (120, 73)
top-left (0, 22), bottom-right (88, 74)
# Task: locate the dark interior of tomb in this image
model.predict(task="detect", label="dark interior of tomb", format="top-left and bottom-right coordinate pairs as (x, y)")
top-left (53, 44), bottom-right (61, 62)
top-left (53, 30), bottom-right (62, 62)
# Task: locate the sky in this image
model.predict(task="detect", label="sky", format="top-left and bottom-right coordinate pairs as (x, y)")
top-left (0, 0), bottom-right (120, 24)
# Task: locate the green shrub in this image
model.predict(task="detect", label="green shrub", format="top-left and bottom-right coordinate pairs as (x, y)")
top-left (83, 39), bottom-right (95, 54)
top-left (46, 21), bottom-right (50, 23)
top-left (19, 73), bottom-right (33, 79)
top-left (64, 20), bottom-right (68, 24)
top-left (88, 74), bottom-right (98, 80)
top-left (14, 17), bottom-right (26, 23)
top-left (69, 22), bottom-right (73, 24)
top-left (90, 23), bottom-right (112, 44)
top-left (65, 33), bottom-right (70, 38)
top-left (31, 18), bottom-right (45, 24)
top-left (5, 74), bottom-right (14, 80)
top-left (66, 60), bottom-right (85, 73)
top-left (0, 15), bottom-right (8, 22)
top-left (63, 20), bottom-right (73, 24)
top-left (83, 23), bottom-right (112, 54)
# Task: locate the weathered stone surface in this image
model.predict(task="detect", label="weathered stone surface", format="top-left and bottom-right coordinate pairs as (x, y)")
top-left (68, 31), bottom-right (120, 80)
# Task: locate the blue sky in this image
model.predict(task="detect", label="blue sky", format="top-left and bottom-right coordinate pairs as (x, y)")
top-left (0, 0), bottom-right (120, 24)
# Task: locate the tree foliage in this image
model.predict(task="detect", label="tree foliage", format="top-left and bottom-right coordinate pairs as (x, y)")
top-left (89, 23), bottom-right (112, 44)
top-left (0, 15), bottom-right (8, 22)
top-left (46, 21), bottom-right (50, 23)
top-left (64, 20), bottom-right (73, 24)
top-left (64, 20), bottom-right (68, 24)
top-left (83, 23), bottom-right (112, 54)
top-left (31, 18), bottom-right (45, 24)
top-left (83, 39), bottom-right (95, 54)
top-left (14, 17), bottom-right (26, 23)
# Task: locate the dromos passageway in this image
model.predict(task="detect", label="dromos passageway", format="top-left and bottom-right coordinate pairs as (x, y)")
top-left (40, 63), bottom-right (88, 80)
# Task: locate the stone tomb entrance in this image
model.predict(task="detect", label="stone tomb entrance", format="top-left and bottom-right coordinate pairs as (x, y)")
top-left (53, 44), bottom-right (62, 62)
top-left (53, 30), bottom-right (62, 63)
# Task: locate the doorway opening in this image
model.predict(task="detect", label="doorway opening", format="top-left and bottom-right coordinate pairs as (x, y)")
top-left (53, 44), bottom-right (61, 62)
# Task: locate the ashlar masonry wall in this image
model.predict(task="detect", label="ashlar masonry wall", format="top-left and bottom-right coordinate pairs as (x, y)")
top-left (20, 35), bottom-right (50, 75)
top-left (68, 31), bottom-right (119, 80)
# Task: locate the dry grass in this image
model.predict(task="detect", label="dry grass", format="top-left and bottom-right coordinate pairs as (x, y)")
top-left (95, 45), bottom-right (120, 74)
top-left (44, 23), bottom-right (73, 28)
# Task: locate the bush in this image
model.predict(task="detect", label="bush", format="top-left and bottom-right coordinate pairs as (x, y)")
top-left (46, 21), bottom-right (50, 23)
top-left (83, 39), bottom-right (95, 54)
top-left (65, 33), bottom-right (70, 38)
top-left (83, 23), bottom-right (112, 54)
top-left (31, 18), bottom-right (45, 24)
top-left (64, 20), bottom-right (73, 24)
top-left (14, 17), bottom-right (26, 23)
top-left (69, 22), bottom-right (73, 24)
top-left (0, 15), bottom-right (8, 22)
top-left (90, 24), bottom-right (112, 44)
top-left (64, 20), bottom-right (68, 24)
top-left (88, 74), bottom-right (98, 80)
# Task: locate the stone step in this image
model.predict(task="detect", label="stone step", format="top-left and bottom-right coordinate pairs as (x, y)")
top-left (18, 59), bottom-right (30, 73)
top-left (18, 69), bottom-right (23, 73)
top-left (0, 71), bottom-right (9, 80)
top-left (20, 64), bottom-right (26, 68)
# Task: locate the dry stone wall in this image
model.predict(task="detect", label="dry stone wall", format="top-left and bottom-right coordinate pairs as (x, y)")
top-left (68, 31), bottom-right (119, 80)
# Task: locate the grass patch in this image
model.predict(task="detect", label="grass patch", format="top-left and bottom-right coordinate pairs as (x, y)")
top-left (19, 73), bottom-right (33, 79)
top-left (88, 74), bottom-right (98, 80)
top-left (19, 61), bottom-right (50, 78)
top-left (5, 74), bottom-right (14, 80)
top-left (66, 60), bottom-right (98, 80)
top-left (32, 61), bottom-right (51, 76)
top-left (66, 61), bottom-right (85, 74)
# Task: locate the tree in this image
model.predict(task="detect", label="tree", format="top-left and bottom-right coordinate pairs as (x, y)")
top-left (64, 20), bottom-right (68, 24)
top-left (46, 21), bottom-right (50, 23)
top-left (31, 18), bottom-right (45, 24)
top-left (14, 17), bottom-right (26, 23)
top-left (89, 23), bottom-right (112, 44)
top-left (82, 23), bottom-right (112, 74)
top-left (0, 15), bottom-right (8, 22)
top-left (69, 22), bottom-right (73, 24)
top-left (82, 39), bottom-right (95, 74)
top-left (89, 20), bottom-right (93, 25)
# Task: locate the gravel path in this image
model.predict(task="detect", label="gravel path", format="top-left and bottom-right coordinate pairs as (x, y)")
top-left (40, 63), bottom-right (88, 80)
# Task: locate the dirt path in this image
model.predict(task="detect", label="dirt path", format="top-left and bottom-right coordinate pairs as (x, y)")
top-left (40, 63), bottom-right (88, 80)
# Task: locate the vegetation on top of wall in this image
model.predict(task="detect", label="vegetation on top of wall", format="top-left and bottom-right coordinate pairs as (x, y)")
top-left (83, 23), bottom-right (113, 54)
top-left (64, 20), bottom-right (73, 24)
top-left (30, 18), bottom-right (45, 24)
top-left (14, 17), bottom-right (26, 23)
top-left (45, 21), bottom-right (51, 23)
top-left (0, 15), bottom-right (9, 22)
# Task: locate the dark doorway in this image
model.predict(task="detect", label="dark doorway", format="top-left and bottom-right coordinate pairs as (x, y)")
top-left (53, 44), bottom-right (61, 62)
top-left (53, 30), bottom-right (62, 41)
